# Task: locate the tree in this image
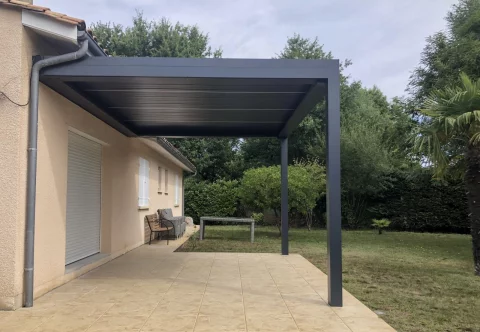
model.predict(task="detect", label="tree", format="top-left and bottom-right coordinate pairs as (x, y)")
top-left (92, 12), bottom-right (240, 182)
top-left (413, 73), bottom-right (480, 275)
top-left (276, 33), bottom-right (333, 60)
top-left (408, 0), bottom-right (480, 104)
top-left (242, 34), bottom-right (412, 228)
top-left (239, 162), bottom-right (326, 233)
top-left (371, 219), bottom-right (391, 235)
top-left (169, 138), bottom-right (243, 182)
top-left (242, 34), bottom-right (345, 168)
top-left (91, 12), bottom-right (222, 58)
top-left (339, 84), bottom-right (399, 227)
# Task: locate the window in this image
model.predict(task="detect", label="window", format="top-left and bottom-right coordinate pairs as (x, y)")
top-left (164, 169), bottom-right (169, 194)
top-left (175, 173), bottom-right (180, 206)
top-left (138, 158), bottom-right (149, 207)
top-left (158, 167), bottom-right (163, 193)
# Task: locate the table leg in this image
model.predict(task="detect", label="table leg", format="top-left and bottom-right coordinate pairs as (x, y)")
top-left (251, 222), bottom-right (255, 243)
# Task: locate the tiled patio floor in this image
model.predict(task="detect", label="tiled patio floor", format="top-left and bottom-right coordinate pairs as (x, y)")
top-left (0, 227), bottom-right (395, 331)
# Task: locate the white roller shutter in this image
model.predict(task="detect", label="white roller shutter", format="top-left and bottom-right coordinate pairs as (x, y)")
top-left (65, 131), bottom-right (102, 265)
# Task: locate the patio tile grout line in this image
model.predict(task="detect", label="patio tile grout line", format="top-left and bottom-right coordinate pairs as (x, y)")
top-left (285, 255), bottom-right (355, 332)
top-left (34, 264), bottom-right (131, 332)
top-left (238, 254), bottom-right (249, 332)
top-left (82, 256), bottom-right (167, 332)
top-left (31, 236), bottom-right (195, 332)
top-left (260, 254), bottom-right (302, 332)
top-left (31, 311), bottom-right (57, 332)
top-left (134, 231), bottom-right (199, 331)
top-left (49, 282), bottom-right (107, 332)
top-left (138, 250), bottom-right (184, 332)
top-left (192, 252), bottom-right (215, 332)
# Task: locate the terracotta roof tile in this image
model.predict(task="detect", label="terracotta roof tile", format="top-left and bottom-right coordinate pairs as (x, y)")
top-left (0, 0), bottom-right (85, 27)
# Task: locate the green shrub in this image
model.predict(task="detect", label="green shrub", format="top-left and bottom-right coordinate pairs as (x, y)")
top-left (251, 212), bottom-right (264, 225)
top-left (184, 178), bottom-right (239, 223)
top-left (371, 218), bottom-right (391, 234)
top-left (239, 162), bottom-right (326, 232)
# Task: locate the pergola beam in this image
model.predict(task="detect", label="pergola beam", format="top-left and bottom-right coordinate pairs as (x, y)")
top-left (278, 82), bottom-right (326, 138)
top-left (41, 77), bottom-right (136, 137)
top-left (41, 57), bottom-right (337, 80)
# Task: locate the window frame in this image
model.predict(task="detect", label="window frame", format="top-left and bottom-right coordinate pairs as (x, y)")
top-left (164, 169), bottom-right (169, 195)
top-left (158, 166), bottom-right (163, 193)
top-left (174, 173), bottom-right (179, 206)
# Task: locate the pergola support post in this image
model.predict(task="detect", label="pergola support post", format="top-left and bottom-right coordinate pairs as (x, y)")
top-left (280, 137), bottom-right (288, 255)
top-left (326, 71), bottom-right (342, 307)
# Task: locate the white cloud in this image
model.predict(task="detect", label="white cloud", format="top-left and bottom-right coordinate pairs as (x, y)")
top-left (36, 0), bottom-right (457, 98)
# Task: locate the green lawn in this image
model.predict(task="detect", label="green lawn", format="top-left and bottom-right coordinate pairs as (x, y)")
top-left (177, 226), bottom-right (480, 332)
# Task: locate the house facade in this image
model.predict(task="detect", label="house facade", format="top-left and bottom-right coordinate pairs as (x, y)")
top-left (0, 2), bottom-right (194, 310)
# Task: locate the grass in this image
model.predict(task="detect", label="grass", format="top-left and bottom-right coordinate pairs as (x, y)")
top-left (178, 226), bottom-right (480, 332)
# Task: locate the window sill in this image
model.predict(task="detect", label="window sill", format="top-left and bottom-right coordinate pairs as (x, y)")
top-left (138, 206), bottom-right (149, 211)
top-left (158, 191), bottom-right (163, 194)
top-left (174, 204), bottom-right (179, 207)
top-left (65, 253), bottom-right (110, 275)
top-left (164, 193), bottom-right (169, 195)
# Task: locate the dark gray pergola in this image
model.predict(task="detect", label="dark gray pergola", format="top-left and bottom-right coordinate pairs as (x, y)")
top-left (40, 57), bottom-right (342, 306)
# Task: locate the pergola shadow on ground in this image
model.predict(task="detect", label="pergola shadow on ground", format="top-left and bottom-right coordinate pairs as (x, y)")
top-left (41, 57), bottom-right (343, 306)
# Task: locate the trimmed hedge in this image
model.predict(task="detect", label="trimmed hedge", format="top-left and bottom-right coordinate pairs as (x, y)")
top-left (184, 178), bottom-right (239, 223)
top-left (370, 172), bottom-right (469, 233)
top-left (185, 170), bottom-right (470, 234)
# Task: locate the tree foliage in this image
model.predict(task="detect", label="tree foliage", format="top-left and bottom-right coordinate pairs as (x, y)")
top-left (239, 162), bottom-right (326, 216)
top-left (276, 33), bottom-right (333, 60)
top-left (409, 0), bottom-right (480, 104)
top-left (91, 11), bottom-right (222, 57)
top-left (413, 73), bottom-right (480, 178)
top-left (371, 219), bottom-right (391, 235)
top-left (184, 178), bottom-right (239, 223)
top-left (170, 138), bottom-right (243, 182)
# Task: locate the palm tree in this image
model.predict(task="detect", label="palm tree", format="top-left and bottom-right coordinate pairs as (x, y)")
top-left (414, 73), bottom-right (480, 276)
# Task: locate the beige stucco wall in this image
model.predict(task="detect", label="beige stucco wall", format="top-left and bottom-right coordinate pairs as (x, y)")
top-left (0, 6), bottom-right (30, 310)
top-left (32, 85), bottom-right (185, 299)
top-left (0, 7), bottom-right (186, 310)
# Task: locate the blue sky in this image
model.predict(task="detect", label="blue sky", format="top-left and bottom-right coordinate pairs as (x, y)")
top-left (37, 0), bottom-right (457, 98)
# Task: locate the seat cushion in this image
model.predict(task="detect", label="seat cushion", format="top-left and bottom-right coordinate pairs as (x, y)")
top-left (161, 208), bottom-right (174, 219)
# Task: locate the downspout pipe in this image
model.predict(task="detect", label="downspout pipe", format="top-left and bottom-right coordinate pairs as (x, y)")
top-left (24, 34), bottom-right (89, 308)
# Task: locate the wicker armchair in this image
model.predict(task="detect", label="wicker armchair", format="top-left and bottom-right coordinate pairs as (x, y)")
top-left (145, 213), bottom-right (174, 245)
top-left (158, 208), bottom-right (186, 239)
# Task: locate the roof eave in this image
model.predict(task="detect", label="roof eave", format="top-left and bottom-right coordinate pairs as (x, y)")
top-left (155, 138), bottom-right (196, 173)
top-left (83, 31), bottom-right (107, 57)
